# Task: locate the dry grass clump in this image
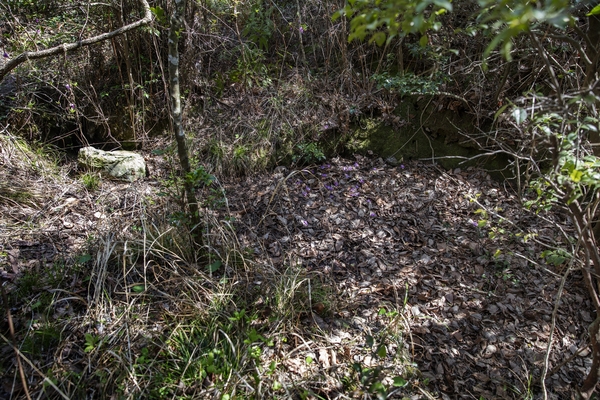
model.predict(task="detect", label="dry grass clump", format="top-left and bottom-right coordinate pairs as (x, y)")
top-left (0, 132), bottom-right (69, 224)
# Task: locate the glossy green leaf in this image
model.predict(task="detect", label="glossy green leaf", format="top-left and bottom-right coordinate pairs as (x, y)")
top-left (150, 6), bottom-right (167, 24)
top-left (433, 0), bottom-right (453, 11)
top-left (132, 285), bottom-right (145, 293)
top-left (371, 31), bottom-right (386, 46)
top-left (587, 4), bottom-right (600, 16)
top-left (393, 376), bottom-right (408, 387)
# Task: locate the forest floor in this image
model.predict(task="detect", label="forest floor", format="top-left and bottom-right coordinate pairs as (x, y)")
top-left (0, 134), bottom-right (594, 399)
top-left (220, 155), bottom-right (593, 399)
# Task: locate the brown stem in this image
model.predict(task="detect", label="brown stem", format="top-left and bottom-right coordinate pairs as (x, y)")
top-left (295, 0), bottom-right (307, 67)
top-left (580, 316), bottom-right (600, 398)
top-left (583, 12), bottom-right (600, 87)
top-left (529, 32), bottom-right (564, 107)
top-left (0, 0), bottom-right (153, 83)
top-left (119, 1), bottom-right (137, 145)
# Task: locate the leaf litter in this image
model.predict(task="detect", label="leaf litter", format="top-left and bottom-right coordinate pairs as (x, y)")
top-left (222, 155), bottom-right (593, 398)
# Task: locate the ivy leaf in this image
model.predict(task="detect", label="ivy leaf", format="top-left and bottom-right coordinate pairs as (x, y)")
top-left (376, 344), bottom-right (387, 358)
top-left (570, 169), bottom-right (583, 183)
top-left (587, 4), bottom-right (600, 16)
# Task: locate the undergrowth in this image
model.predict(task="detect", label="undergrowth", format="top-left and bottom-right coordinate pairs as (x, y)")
top-left (0, 135), bottom-right (422, 399)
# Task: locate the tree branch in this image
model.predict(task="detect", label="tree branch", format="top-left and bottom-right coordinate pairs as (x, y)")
top-left (536, 29), bottom-right (594, 67)
top-left (0, 0), bottom-right (153, 83)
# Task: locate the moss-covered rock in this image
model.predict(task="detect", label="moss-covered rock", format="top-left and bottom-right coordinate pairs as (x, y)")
top-left (342, 95), bottom-right (510, 174)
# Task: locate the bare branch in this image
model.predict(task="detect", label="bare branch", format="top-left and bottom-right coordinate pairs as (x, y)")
top-left (0, 0), bottom-right (153, 83)
top-left (536, 29), bottom-right (594, 67)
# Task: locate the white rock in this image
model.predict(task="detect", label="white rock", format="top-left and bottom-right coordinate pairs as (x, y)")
top-left (78, 147), bottom-right (146, 182)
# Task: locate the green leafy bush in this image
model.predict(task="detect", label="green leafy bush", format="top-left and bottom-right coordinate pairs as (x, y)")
top-left (242, 1), bottom-right (275, 51)
top-left (292, 142), bottom-right (326, 165)
top-left (372, 71), bottom-right (448, 95)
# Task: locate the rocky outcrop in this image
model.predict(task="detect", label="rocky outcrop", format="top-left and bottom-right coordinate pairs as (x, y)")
top-left (78, 147), bottom-right (146, 182)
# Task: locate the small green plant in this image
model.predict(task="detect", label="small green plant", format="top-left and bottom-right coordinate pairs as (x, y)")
top-left (13, 271), bottom-right (42, 300)
top-left (541, 248), bottom-right (572, 267)
top-left (228, 46), bottom-right (272, 88)
top-left (186, 165), bottom-right (215, 189)
top-left (292, 142), bottom-right (326, 166)
top-left (22, 322), bottom-right (61, 356)
top-left (141, 307), bottom-right (274, 397)
top-left (340, 304), bottom-right (412, 398)
top-left (474, 208), bottom-right (488, 228)
top-left (84, 333), bottom-right (101, 353)
top-left (206, 138), bottom-right (225, 161)
top-left (344, 334), bottom-right (409, 399)
top-left (187, 165), bottom-right (228, 208)
top-left (372, 71), bottom-right (448, 96)
top-left (0, 185), bottom-right (34, 206)
top-left (81, 172), bottom-right (101, 191)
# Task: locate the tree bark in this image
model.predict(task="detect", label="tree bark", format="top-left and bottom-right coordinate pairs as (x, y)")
top-left (584, 9), bottom-right (600, 87)
top-left (581, 317), bottom-right (600, 398)
top-left (168, 0), bottom-right (201, 235)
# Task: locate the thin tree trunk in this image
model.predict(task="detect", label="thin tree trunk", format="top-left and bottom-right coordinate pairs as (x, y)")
top-left (168, 0), bottom-right (201, 235)
top-left (120, 1), bottom-right (137, 146)
top-left (584, 10), bottom-right (600, 87)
